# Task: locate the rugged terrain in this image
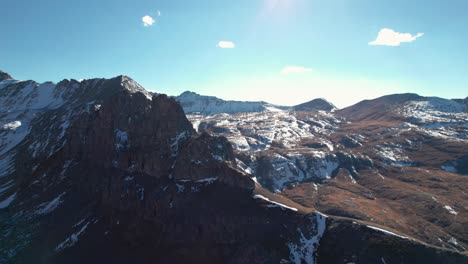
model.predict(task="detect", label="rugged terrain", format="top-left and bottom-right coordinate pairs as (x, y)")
top-left (186, 91), bottom-right (468, 258)
top-left (0, 70), bottom-right (466, 263)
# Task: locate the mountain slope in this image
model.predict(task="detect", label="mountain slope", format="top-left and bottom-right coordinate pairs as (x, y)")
top-left (0, 72), bottom-right (466, 263)
top-left (0, 72), bottom-right (326, 263)
top-left (186, 92), bottom-right (468, 257)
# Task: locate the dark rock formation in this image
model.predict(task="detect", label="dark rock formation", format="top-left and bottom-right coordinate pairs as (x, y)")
top-left (0, 70), bottom-right (12, 81)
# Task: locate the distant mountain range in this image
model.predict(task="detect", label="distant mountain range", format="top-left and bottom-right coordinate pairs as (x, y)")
top-left (0, 70), bottom-right (467, 263)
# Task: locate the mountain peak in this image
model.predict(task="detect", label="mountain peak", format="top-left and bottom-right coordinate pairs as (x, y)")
top-left (294, 98), bottom-right (337, 112)
top-left (0, 70), bottom-right (13, 81)
top-left (112, 75), bottom-right (153, 98)
top-left (179, 91), bottom-right (201, 97)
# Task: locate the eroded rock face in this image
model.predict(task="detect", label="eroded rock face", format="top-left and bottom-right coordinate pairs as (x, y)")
top-left (64, 91), bottom-right (195, 177)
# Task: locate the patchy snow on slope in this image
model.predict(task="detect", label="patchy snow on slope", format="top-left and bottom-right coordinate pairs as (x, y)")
top-left (288, 213), bottom-right (327, 264)
top-left (236, 159), bottom-right (253, 175)
top-left (55, 220), bottom-right (91, 252)
top-left (441, 164), bottom-right (457, 173)
top-left (187, 110), bottom-right (321, 152)
top-left (0, 192), bottom-right (17, 209)
top-left (1, 121), bottom-right (22, 130)
top-left (0, 154), bottom-right (15, 179)
top-left (366, 225), bottom-right (409, 240)
top-left (176, 183), bottom-right (185, 193)
top-left (170, 131), bottom-right (191, 157)
top-left (444, 205), bottom-right (458, 215)
top-left (447, 237), bottom-right (466, 252)
top-left (195, 177), bottom-right (218, 184)
top-left (398, 98), bottom-right (468, 141)
top-left (60, 160), bottom-right (75, 177)
top-left (121, 76), bottom-right (153, 100)
top-left (176, 91), bottom-right (277, 115)
top-left (253, 194), bottom-right (298, 211)
top-left (0, 81), bottom-right (65, 112)
top-left (114, 129), bottom-right (129, 151)
top-left (175, 178), bottom-right (219, 193)
top-left (263, 151), bottom-right (338, 192)
top-left (375, 145), bottom-right (414, 167)
top-left (0, 180), bottom-right (14, 196)
top-left (0, 117), bottom-right (30, 157)
top-left (35, 192), bottom-right (66, 215)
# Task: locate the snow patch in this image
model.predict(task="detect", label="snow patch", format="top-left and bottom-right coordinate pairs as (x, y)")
top-left (36, 192), bottom-right (66, 215)
top-left (114, 129), bottom-right (129, 151)
top-left (1, 121), bottom-right (22, 130)
top-left (0, 192), bottom-right (17, 209)
top-left (253, 194), bottom-right (298, 211)
top-left (444, 205), bottom-right (458, 215)
top-left (441, 164), bottom-right (457, 173)
top-left (195, 177), bottom-right (218, 184)
top-left (0, 180), bottom-right (14, 195)
top-left (375, 145), bottom-right (414, 167)
top-left (288, 213), bottom-right (327, 264)
top-left (366, 225), bottom-right (408, 240)
top-left (170, 131), bottom-right (190, 157)
top-left (55, 220), bottom-right (91, 252)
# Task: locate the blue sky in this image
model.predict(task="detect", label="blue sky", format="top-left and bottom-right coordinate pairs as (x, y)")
top-left (1, 0), bottom-right (467, 107)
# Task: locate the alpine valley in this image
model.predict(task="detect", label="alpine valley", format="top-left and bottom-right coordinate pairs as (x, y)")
top-left (0, 70), bottom-right (467, 264)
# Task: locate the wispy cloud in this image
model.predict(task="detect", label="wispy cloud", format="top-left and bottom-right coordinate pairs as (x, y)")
top-left (281, 66), bottom-right (314, 74)
top-left (157, 10), bottom-right (161, 17)
top-left (217, 41), bottom-right (236, 49)
top-left (142, 15), bottom-right (155, 27)
top-left (369, 28), bottom-right (424, 46)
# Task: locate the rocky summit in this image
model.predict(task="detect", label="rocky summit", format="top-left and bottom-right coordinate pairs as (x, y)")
top-left (0, 72), bottom-right (467, 263)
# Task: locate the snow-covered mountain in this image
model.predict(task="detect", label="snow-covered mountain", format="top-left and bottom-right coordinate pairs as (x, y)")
top-left (175, 91), bottom-right (288, 115)
top-left (1, 71), bottom-right (466, 263)
top-left (187, 92), bottom-right (468, 255)
top-left (0, 72), bottom-right (334, 264)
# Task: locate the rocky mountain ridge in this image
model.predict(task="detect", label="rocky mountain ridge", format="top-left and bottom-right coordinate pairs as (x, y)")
top-left (0, 71), bottom-right (466, 263)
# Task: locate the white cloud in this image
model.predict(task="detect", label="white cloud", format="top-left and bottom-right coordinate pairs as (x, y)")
top-left (142, 15), bottom-right (155, 27)
top-left (281, 66), bottom-right (314, 74)
top-left (157, 10), bottom-right (161, 17)
top-left (369, 28), bottom-right (424, 46)
top-left (217, 41), bottom-right (236, 49)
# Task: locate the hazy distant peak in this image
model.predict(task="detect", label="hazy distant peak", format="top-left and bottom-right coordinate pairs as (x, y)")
top-left (293, 98), bottom-right (337, 112)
